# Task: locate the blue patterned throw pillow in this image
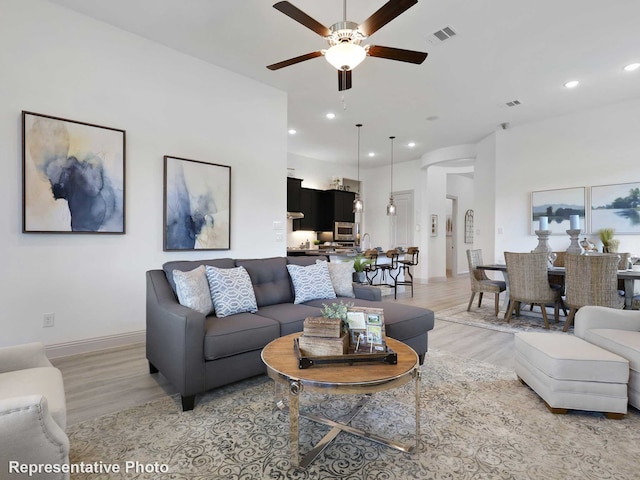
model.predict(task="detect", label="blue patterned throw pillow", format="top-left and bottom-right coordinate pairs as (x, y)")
top-left (205, 266), bottom-right (258, 318)
top-left (287, 262), bottom-right (336, 304)
top-left (173, 266), bottom-right (214, 315)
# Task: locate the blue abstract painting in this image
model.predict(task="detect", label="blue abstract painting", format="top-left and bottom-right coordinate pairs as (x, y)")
top-left (164, 156), bottom-right (230, 250)
top-left (22, 111), bottom-right (125, 233)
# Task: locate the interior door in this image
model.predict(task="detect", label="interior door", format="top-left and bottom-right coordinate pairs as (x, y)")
top-left (392, 191), bottom-right (414, 249)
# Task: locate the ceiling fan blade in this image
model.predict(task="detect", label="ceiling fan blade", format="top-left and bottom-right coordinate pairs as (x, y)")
top-left (368, 45), bottom-right (428, 64)
top-left (273, 1), bottom-right (331, 37)
top-left (338, 69), bottom-right (352, 91)
top-left (358, 0), bottom-right (418, 37)
top-left (267, 51), bottom-right (323, 70)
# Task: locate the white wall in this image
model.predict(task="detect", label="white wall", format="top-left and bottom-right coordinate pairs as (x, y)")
top-left (493, 99), bottom-right (640, 261)
top-left (0, 0), bottom-right (287, 348)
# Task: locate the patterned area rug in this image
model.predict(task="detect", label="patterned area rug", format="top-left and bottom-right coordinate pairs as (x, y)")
top-left (437, 302), bottom-right (571, 333)
top-left (67, 349), bottom-right (640, 479)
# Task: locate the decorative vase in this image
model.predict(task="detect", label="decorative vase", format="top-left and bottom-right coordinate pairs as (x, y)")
top-left (353, 271), bottom-right (366, 284)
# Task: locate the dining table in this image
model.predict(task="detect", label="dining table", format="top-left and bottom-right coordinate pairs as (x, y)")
top-left (477, 264), bottom-right (640, 310)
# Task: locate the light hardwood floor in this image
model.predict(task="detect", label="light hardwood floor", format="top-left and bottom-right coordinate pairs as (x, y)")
top-left (52, 274), bottom-right (514, 426)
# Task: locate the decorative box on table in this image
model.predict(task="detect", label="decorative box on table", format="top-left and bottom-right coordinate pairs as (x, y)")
top-left (295, 307), bottom-right (397, 369)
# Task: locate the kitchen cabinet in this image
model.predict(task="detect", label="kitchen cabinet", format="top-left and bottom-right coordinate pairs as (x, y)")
top-left (287, 177), bottom-right (303, 213)
top-left (293, 188), bottom-right (323, 231)
top-left (325, 190), bottom-right (356, 223)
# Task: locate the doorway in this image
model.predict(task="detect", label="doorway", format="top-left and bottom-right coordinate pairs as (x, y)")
top-left (391, 190), bottom-right (414, 250)
top-left (446, 196), bottom-right (457, 276)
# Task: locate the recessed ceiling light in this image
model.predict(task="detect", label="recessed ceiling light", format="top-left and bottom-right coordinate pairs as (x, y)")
top-left (368, 152), bottom-right (375, 157)
top-left (564, 80), bottom-right (579, 88)
top-left (408, 142), bottom-right (416, 148)
top-left (326, 113), bottom-right (336, 119)
top-left (624, 63), bottom-right (640, 72)
top-left (288, 129), bottom-right (296, 135)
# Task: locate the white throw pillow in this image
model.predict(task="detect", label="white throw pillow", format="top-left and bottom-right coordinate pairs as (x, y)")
top-left (287, 262), bottom-right (336, 304)
top-left (205, 266), bottom-right (258, 318)
top-left (173, 266), bottom-right (214, 315)
top-left (316, 259), bottom-right (355, 298)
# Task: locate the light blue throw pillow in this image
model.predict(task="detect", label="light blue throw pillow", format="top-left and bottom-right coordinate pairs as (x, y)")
top-left (173, 265), bottom-right (214, 315)
top-left (287, 262), bottom-right (336, 304)
top-left (205, 265), bottom-right (258, 318)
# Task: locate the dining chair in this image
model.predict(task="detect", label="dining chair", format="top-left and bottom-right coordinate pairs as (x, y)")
top-left (466, 249), bottom-right (506, 316)
top-left (393, 247), bottom-right (419, 299)
top-left (504, 252), bottom-right (565, 329)
top-left (563, 253), bottom-right (625, 332)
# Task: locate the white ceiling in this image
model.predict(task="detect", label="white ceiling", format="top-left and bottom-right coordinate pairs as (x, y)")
top-left (48, 0), bottom-right (640, 167)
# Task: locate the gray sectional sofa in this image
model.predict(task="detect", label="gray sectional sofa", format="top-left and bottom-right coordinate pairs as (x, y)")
top-left (146, 256), bottom-right (435, 411)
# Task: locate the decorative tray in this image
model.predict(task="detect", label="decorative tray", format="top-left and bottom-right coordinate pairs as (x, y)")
top-left (294, 338), bottom-right (397, 369)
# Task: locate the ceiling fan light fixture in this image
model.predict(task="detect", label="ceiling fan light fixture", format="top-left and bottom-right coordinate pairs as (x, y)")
top-left (324, 42), bottom-right (366, 71)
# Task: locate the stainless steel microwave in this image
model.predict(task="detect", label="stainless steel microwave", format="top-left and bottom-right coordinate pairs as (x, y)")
top-left (334, 222), bottom-right (356, 241)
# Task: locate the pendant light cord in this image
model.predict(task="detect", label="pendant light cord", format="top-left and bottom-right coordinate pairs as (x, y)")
top-left (389, 136), bottom-right (395, 198)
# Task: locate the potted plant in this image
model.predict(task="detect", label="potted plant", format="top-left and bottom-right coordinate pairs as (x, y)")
top-left (598, 228), bottom-right (618, 252)
top-left (352, 255), bottom-right (372, 283)
top-left (321, 300), bottom-right (354, 335)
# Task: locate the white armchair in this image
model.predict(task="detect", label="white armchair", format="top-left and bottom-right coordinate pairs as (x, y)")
top-left (0, 342), bottom-right (69, 479)
top-left (575, 306), bottom-right (640, 409)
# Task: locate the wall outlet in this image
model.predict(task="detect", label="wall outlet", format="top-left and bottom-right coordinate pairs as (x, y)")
top-left (43, 313), bottom-right (55, 328)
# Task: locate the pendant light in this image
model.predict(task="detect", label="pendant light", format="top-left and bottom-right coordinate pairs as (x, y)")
top-left (386, 136), bottom-right (396, 216)
top-left (353, 123), bottom-right (363, 213)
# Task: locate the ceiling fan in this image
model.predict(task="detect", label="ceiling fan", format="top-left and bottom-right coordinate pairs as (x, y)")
top-left (267, 0), bottom-right (428, 91)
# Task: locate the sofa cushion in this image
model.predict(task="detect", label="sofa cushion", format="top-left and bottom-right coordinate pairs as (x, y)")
top-left (585, 329), bottom-right (640, 372)
top-left (317, 259), bottom-right (355, 298)
top-left (287, 262), bottom-right (336, 304)
top-left (203, 313), bottom-right (280, 361)
top-left (163, 258), bottom-right (235, 294)
top-left (236, 257), bottom-right (293, 307)
top-left (205, 266), bottom-right (258, 317)
top-left (255, 303), bottom-right (323, 336)
top-left (172, 265), bottom-right (214, 315)
top-left (287, 255), bottom-right (329, 266)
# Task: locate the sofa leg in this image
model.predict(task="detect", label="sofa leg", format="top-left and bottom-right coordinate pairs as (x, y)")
top-left (181, 395), bottom-right (196, 411)
top-left (148, 361), bottom-right (158, 374)
top-left (418, 353), bottom-right (425, 365)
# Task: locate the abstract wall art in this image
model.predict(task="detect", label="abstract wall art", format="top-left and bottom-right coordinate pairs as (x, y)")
top-left (22, 111), bottom-right (126, 233)
top-left (164, 156), bottom-right (231, 251)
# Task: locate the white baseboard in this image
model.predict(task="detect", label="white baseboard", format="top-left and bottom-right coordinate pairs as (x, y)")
top-left (46, 330), bottom-right (146, 359)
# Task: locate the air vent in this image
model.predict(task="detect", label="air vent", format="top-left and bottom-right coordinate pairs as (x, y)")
top-left (427, 26), bottom-right (457, 45)
top-left (505, 100), bottom-right (522, 107)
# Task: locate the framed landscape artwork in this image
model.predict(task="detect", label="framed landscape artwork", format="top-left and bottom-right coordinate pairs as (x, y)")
top-left (590, 182), bottom-right (640, 234)
top-left (531, 187), bottom-right (586, 235)
top-left (22, 111), bottom-right (125, 233)
top-left (163, 156), bottom-right (231, 251)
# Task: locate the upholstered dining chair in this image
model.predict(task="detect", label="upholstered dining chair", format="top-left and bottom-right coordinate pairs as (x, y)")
top-left (466, 249), bottom-right (506, 316)
top-left (394, 247), bottom-right (419, 299)
top-left (504, 252), bottom-right (565, 329)
top-left (563, 253), bottom-right (625, 332)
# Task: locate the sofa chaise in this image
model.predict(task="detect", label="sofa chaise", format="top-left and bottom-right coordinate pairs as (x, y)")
top-left (146, 256), bottom-right (435, 411)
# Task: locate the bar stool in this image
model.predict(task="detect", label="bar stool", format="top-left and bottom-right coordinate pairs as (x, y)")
top-left (393, 247), bottom-right (419, 299)
top-left (363, 249), bottom-right (379, 285)
top-left (378, 249), bottom-right (399, 294)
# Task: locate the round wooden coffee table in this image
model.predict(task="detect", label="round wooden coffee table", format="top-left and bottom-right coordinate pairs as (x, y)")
top-left (261, 332), bottom-right (420, 468)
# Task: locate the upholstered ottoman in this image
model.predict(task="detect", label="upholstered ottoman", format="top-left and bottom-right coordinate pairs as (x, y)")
top-left (514, 332), bottom-right (629, 418)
